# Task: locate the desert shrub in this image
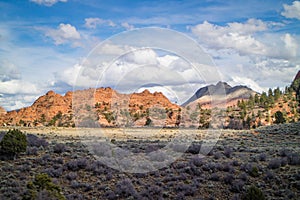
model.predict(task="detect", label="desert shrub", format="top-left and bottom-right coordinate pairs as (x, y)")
top-left (264, 170), bottom-right (275, 181)
top-left (27, 134), bottom-right (48, 148)
top-left (140, 185), bottom-right (163, 198)
top-left (186, 143), bottom-right (201, 154)
top-left (191, 156), bottom-right (204, 167)
top-left (0, 129), bottom-right (27, 159)
top-left (287, 152), bottom-right (300, 165)
top-left (213, 152), bottom-right (222, 159)
top-left (249, 166), bottom-right (259, 177)
top-left (43, 167), bottom-right (63, 178)
top-left (104, 190), bottom-right (116, 200)
top-left (65, 172), bottom-right (77, 181)
top-left (174, 183), bottom-right (197, 196)
top-left (66, 193), bottom-right (84, 200)
top-left (66, 158), bottom-right (88, 171)
top-left (239, 173), bottom-right (248, 181)
top-left (268, 158), bottom-right (281, 169)
top-left (222, 162), bottom-right (234, 173)
top-left (230, 180), bottom-right (245, 193)
top-left (242, 185), bottom-right (265, 200)
top-left (202, 162), bottom-right (216, 172)
top-left (258, 153), bottom-right (266, 161)
top-left (209, 173), bottom-right (220, 181)
top-left (223, 174), bottom-right (235, 185)
top-left (224, 147), bottom-right (233, 158)
top-left (115, 179), bottom-right (139, 198)
top-left (53, 143), bottom-right (66, 154)
top-left (26, 146), bottom-right (39, 155)
top-left (232, 160), bottom-right (240, 166)
top-left (23, 173), bottom-right (66, 200)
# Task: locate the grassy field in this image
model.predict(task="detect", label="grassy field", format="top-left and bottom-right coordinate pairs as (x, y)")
top-left (0, 124), bottom-right (299, 199)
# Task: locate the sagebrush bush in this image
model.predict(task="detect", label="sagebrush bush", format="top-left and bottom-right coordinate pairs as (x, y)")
top-left (0, 129), bottom-right (27, 159)
top-left (242, 185), bottom-right (265, 200)
top-left (26, 134), bottom-right (48, 148)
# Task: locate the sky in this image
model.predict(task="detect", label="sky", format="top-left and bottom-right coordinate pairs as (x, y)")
top-left (0, 0), bottom-right (300, 110)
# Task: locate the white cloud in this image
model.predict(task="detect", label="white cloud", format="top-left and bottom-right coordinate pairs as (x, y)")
top-left (230, 76), bottom-right (265, 93)
top-left (191, 19), bottom-right (299, 60)
top-left (0, 79), bottom-right (40, 95)
top-left (191, 19), bottom-right (268, 56)
top-left (30, 0), bottom-right (67, 6)
top-left (84, 18), bottom-right (116, 29)
top-left (281, 1), bottom-right (300, 20)
top-left (0, 60), bottom-right (21, 81)
top-left (44, 23), bottom-right (81, 45)
top-left (282, 33), bottom-right (298, 57)
top-left (121, 22), bottom-right (134, 30)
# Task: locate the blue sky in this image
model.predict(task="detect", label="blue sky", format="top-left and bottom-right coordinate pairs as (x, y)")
top-left (0, 0), bottom-right (300, 110)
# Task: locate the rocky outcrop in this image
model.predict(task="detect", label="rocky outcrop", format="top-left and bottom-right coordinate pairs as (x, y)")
top-left (1, 87), bottom-right (180, 127)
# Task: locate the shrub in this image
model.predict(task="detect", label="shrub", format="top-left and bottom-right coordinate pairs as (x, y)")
top-left (115, 179), bottom-right (138, 198)
top-left (0, 129), bottom-right (27, 159)
top-left (287, 152), bottom-right (300, 165)
top-left (274, 111), bottom-right (286, 124)
top-left (242, 185), bottom-right (265, 200)
top-left (224, 147), bottom-right (233, 158)
top-left (53, 143), bottom-right (66, 154)
top-left (258, 153), bottom-right (266, 161)
top-left (27, 134), bottom-right (48, 148)
top-left (186, 143), bottom-right (201, 154)
top-left (268, 158), bottom-right (281, 169)
top-left (26, 146), bottom-right (38, 156)
top-left (249, 166), bottom-right (259, 177)
top-left (23, 173), bottom-right (66, 200)
top-left (230, 180), bottom-right (245, 193)
top-left (209, 173), bottom-right (220, 181)
top-left (223, 174), bottom-right (235, 185)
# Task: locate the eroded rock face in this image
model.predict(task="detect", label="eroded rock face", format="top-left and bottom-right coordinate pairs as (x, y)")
top-left (0, 88), bottom-right (180, 127)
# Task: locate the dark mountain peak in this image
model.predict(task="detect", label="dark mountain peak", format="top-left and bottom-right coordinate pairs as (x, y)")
top-left (182, 81), bottom-right (256, 106)
top-left (293, 70), bottom-right (300, 82)
top-left (216, 81), bottom-right (231, 89)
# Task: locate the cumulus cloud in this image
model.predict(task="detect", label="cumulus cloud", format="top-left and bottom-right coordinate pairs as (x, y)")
top-left (191, 19), bottom-right (268, 56)
top-left (30, 0), bottom-right (67, 6)
top-left (84, 18), bottom-right (116, 29)
top-left (121, 22), bottom-right (134, 30)
top-left (0, 79), bottom-right (40, 95)
top-left (282, 33), bottom-right (298, 57)
top-left (281, 1), bottom-right (300, 20)
top-left (191, 19), bottom-right (299, 60)
top-left (44, 23), bottom-right (81, 46)
top-left (0, 61), bottom-right (21, 82)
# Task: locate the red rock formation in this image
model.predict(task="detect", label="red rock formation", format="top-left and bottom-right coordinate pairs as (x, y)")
top-left (1, 87), bottom-right (180, 127)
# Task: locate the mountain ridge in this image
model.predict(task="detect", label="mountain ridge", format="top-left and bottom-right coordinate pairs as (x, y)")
top-left (182, 81), bottom-right (257, 107)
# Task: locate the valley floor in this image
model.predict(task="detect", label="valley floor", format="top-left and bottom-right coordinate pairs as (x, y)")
top-left (0, 123), bottom-right (299, 199)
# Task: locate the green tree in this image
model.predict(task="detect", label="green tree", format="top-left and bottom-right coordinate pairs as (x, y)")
top-left (273, 87), bottom-right (281, 101)
top-left (0, 129), bottom-right (27, 159)
top-left (145, 117), bottom-right (153, 126)
top-left (23, 173), bottom-right (66, 200)
top-left (268, 88), bottom-right (273, 97)
top-left (254, 94), bottom-right (259, 104)
top-left (274, 111), bottom-right (286, 124)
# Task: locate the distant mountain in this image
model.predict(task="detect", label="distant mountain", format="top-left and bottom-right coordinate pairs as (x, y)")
top-left (293, 70), bottom-right (300, 82)
top-left (291, 70), bottom-right (300, 103)
top-left (182, 81), bottom-right (257, 107)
